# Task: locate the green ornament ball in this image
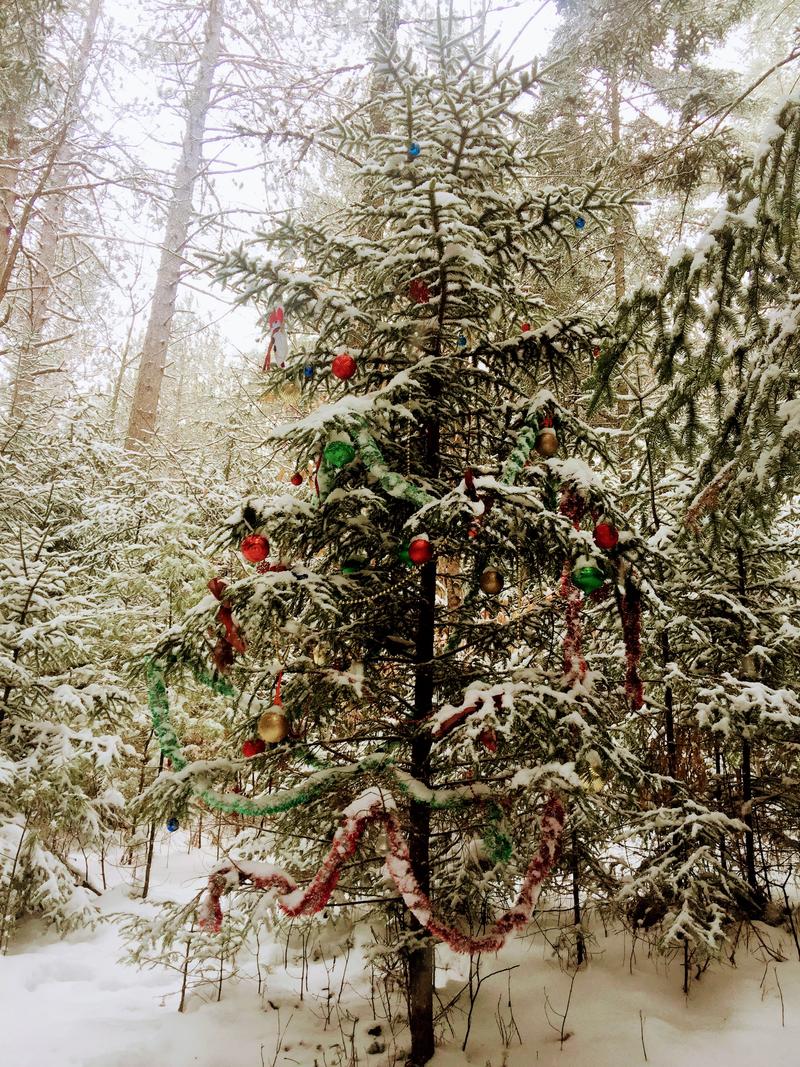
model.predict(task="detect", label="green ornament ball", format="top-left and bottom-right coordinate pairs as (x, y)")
top-left (572, 564), bottom-right (605, 593)
top-left (323, 440), bottom-right (356, 468)
top-left (397, 542), bottom-right (413, 567)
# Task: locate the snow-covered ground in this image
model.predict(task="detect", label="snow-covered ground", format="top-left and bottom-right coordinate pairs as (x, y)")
top-left (1, 834), bottom-right (798, 1066)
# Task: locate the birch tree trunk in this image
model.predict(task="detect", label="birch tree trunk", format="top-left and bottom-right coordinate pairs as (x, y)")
top-left (124, 0), bottom-right (223, 451)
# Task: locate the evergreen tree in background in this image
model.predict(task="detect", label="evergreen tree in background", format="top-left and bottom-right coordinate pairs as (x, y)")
top-left (0, 403), bottom-right (238, 943)
top-left (141, 20), bottom-right (657, 1063)
top-left (590, 95), bottom-right (800, 978)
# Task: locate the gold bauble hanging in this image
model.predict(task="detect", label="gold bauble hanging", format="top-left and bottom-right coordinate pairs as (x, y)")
top-left (535, 427), bottom-right (559, 457)
top-left (479, 568), bottom-right (504, 595)
top-left (257, 707), bottom-right (289, 743)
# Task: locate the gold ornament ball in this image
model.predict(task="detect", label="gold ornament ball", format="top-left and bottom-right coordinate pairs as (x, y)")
top-left (479, 568), bottom-right (504, 595)
top-left (257, 708), bottom-right (290, 743)
top-left (535, 428), bottom-right (559, 457)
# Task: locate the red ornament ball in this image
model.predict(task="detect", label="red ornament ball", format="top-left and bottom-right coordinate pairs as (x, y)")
top-left (468, 524), bottom-right (479, 539)
top-left (593, 522), bottom-right (619, 551)
top-left (242, 737), bottom-right (266, 758)
top-left (521, 322), bottom-right (531, 332)
top-left (408, 537), bottom-right (434, 565)
top-left (290, 472), bottom-right (303, 486)
top-left (241, 533), bottom-right (269, 562)
top-left (331, 353), bottom-right (357, 380)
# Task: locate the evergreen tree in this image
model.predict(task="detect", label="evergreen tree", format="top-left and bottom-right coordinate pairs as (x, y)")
top-left (590, 94), bottom-right (800, 976)
top-left (140, 20), bottom-right (655, 1062)
top-left (0, 401), bottom-right (241, 943)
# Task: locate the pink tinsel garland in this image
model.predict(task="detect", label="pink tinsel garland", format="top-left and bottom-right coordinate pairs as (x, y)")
top-left (559, 486), bottom-right (587, 686)
top-left (198, 791), bottom-right (565, 955)
top-left (619, 575), bottom-right (644, 709)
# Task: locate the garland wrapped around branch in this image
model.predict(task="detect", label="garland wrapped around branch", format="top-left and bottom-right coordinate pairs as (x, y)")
top-left (198, 788), bottom-right (565, 955)
top-left (355, 423), bottom-right (435, 509)
top-left (146, 661), bottom-right (550, 817)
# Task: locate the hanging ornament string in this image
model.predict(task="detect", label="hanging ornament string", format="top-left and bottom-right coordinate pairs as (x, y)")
top-left (198, 788), bottom-right (565, 956)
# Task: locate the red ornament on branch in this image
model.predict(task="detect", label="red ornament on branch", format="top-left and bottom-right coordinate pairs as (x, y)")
top-left (521, 322), bottom-right (531, 332)
top-left (242, 738), bottom-right (266, 758)
top-left (593, 522), bottom-right (619, 550)
top-left (408, 537), bottom-right (434, 564)
top-left (241, 534), bottom-right (269, 562)
top-left (290, 472), bottom-right (304, 486)
top-left (331, 353), bottom-right (357, 380)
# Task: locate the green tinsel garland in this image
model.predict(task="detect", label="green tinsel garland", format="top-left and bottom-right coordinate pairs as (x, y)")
top-left (146, 661), bottom-right (514, 861)
top-left (501, 423), bottom-right (539, 484)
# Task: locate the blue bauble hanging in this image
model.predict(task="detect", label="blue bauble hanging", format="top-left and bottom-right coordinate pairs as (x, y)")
top-left (303, 364), bottom-right (314, 379)
top-left (408, 141), bottom-right (421, 158)
top-left (166, 817), bottom-right (179, 833)
top-left (457, 334), bottom-right (467, 348)
top-left (574, 216), bottom-right (586, 230)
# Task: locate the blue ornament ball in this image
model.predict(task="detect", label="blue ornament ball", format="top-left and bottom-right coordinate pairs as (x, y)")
top-left (457, 334), bottom-right (467, 348)
top-left (166, 817), bottom-right (179, 833)
top-left (574, 216), bottom-right (586, 230)
top-left (303, 364), bottom-right (314, 379)
top-left (408, 141), bottom-right (421, 158)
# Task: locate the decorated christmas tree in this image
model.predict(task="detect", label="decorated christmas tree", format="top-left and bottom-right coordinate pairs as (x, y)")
top-left (142, 22), bottom-right (652, 1063)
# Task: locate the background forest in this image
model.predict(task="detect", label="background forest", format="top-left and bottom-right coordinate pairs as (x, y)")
top-left (1, 1), bottom-right (799, 1066)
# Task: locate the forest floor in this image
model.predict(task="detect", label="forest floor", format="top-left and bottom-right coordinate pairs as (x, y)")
top-left (1, 836), bottom-right (798, 1067)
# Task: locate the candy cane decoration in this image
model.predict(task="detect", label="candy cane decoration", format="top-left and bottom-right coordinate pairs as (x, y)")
top-left (198, 789), bottom-right (565, 955)
top-left (262, 307), bottom-right (288, 370)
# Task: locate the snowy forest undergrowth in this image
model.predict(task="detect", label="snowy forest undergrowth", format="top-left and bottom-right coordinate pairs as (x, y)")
top-left (3, 830), bottom-right (799, 1067)
top-left (3, 0), bottom-right (800, 1064)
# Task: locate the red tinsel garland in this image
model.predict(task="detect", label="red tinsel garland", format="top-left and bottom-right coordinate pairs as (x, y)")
top-left (619, 571), bottom-right (644, 709)
top-left (198, 790), bottom-right (565, 955)
top-left (559, 487), bottom-right (587, 685)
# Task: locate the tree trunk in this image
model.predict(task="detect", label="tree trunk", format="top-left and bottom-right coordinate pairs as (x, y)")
top-left (570, 828), bottom-right (585, 965)
top-left (124, 0), bottom-right (223, 450)
top-left (0, 122), bottom-right (21, 289)
top-left (409, 556), bottom-right (436, 1065)
top-left (741, 737), bottom-right (757, 893)
top-left (608, 75), bottom-right (625, 302)
top-left (7, 0), bottom-right (102, 415)
top-left (407, 402), bottom-right (439, 1065)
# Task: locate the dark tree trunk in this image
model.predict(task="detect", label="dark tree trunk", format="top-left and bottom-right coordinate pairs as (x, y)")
top-left (571, 829), bottom-right (585, 965)
top-left (661, 631), bottom-right (677, 783)
top-left (407, 507), bottom-right (437, 1064)
top-left (741, 737), bottom-right (757, 892)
